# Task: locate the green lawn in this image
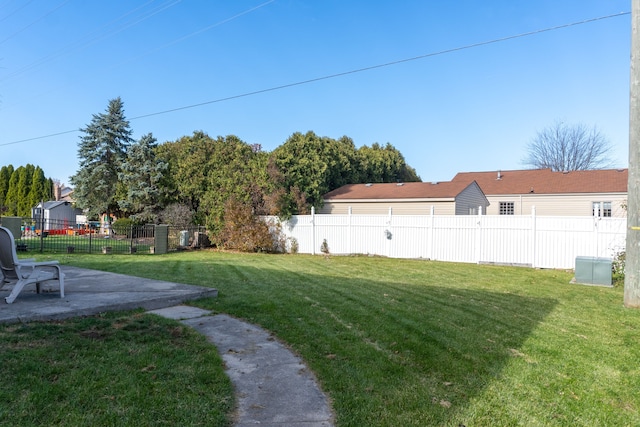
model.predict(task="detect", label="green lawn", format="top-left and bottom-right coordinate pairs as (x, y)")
top-left (3, 251), bottom-right (640, 426)
top-left (0, 310), bottom-right (233, 426)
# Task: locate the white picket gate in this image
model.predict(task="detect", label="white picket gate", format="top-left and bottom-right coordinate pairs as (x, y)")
top-left (271, 208), bottom-right (627, 269)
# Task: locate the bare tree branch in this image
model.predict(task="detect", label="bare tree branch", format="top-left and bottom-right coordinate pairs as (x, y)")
top-left (523, 120), bottom-right (613, 171)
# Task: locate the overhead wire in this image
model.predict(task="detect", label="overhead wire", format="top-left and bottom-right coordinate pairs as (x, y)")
top-left (0, 0), bottom-right (181, 82)
top-left (0, 0), bottom-right (36, 25)
top-left (0, 0), bottom-right (70, 45)
top-left (113, 0), bottom-right (275, 69)
top-left (0, 0), bottom-right (272, 111)
top-left (0, 10), bottom-right (630, 148)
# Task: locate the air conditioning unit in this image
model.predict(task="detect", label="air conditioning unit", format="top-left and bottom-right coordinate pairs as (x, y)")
top-left (574, 256), bottom-right (612, 287)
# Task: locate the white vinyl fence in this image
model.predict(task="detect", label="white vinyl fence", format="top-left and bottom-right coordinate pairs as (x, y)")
top-left (271, 208), bottom-right (627, 269)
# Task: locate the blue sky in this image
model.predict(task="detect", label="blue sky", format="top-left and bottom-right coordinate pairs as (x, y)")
top-left (0, 0), bottom-right (631, 186)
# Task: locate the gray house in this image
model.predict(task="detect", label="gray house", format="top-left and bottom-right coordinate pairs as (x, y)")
top-left (32, 201), bottom-right (82, 231)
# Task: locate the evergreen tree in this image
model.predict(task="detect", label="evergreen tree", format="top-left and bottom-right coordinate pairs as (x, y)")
top-left (4, 167), bottom-right (21, 216)
top-left (358, 142), bottom-right (421, 183)
top-left (70, 97), bottom-right (133, 220)
top-left (16, 164), bottom-right (35, 216)
top-left (271, 131), bottom-right (362, 210)
top-left (47, 178), bottom-right (54, 200)
top-left (118, 133), bottom-right (168, 223)
top-left (0, 165), bottom-right (14, 214)
top-left (28, 167), bottom-right (48, 210)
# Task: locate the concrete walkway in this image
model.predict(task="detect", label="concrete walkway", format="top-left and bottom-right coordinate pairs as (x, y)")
top-left (0, 266), bottom-right (334, 427)
top-left (150, 306), bottom-right (334, 427)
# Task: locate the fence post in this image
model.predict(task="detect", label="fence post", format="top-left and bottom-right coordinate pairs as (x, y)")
top-left (0, 216), bottom-right (22, 240)
top-left (594, 216), bottom-right (601, 257)
top-left (348, 206), bottom-right (352, 254)
top-left (429, 205), bottom-right (435, 260)
top-left (311, 207), bottom-right (315, 255)
top-left (154, 225), bottom-right (169, 254)
top-left (39, 203), bottom-right (45, 253)
top-left (475, 206), bottom-right (482, 263)
top-left (386, 207), bottom-right (393, 257)
top-left (531, 206), bottom-right (537, 268)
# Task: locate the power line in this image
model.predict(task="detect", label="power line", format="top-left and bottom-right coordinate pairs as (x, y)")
top-left (0, 0), bottom-right (70, 45)
top-left (0, 0), bottom-right (181, 82)
top-left (0, 11), bottom-right (630, 148)
top-left (0, 0), bottom-right (36, 25)
top-left (0, 129), bottom-right (78, 147)
top-left (0, 0), bottom-right (271, 108)
top-left (89, 0), bottom-right (275, 80)
top-left (132, 11), bottom-right (631, 120)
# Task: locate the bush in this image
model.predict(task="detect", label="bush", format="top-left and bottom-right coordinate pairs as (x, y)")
top-left (221, 198), bottom-right (284, 253)
top-left (612, 251), bottom-right (625, 286)
top-left (289, 237), bottom-right (299, 254)
top-left (320, 239), bottom-right (330, 255)
top-left (158, 203), bottom-right (195, 228)
top-left (112, 218), bottom-right (135, 236)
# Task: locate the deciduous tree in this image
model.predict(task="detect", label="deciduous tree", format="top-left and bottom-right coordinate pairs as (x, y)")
top-left (523, 121), bottom-right (613, 171)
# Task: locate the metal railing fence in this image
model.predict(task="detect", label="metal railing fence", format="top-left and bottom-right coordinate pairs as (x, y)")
top-left (1, 217), bottom-right (209, 255)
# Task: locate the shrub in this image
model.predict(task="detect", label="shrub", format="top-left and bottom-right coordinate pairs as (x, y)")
top-left (221, 198), bottom-right (284, 253)
top-left (320, 239), bottom-right (330, 255)
top-left (612, 251), bottom-right (625, 286)
top-left (289, 237), bottom-right (299, 254)
top-left (158, 203), bottom-right (195, 228)
top-left (112, 217), bottom-right (136, 236)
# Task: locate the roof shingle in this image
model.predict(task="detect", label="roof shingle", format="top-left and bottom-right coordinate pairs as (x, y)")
top-left (451, 168), bottom-right (627, 195)
top-left (323, 181), bottom-right (479, 200)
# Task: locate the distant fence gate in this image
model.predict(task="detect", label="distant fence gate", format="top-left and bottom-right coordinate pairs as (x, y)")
top-left (0, 217), bottom-right (208, 255)
top-left (271, 208), bottom-right (627, 269)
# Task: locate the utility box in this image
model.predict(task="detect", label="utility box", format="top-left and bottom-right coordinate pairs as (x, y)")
top-left (154, 225), bottom-right (169, 255)
top-left (179, 230), bottom-right (189, 247)
top-left (0, 216), bottom-right (22, 240)
top-left (575, 256), bottom-right (612, 286)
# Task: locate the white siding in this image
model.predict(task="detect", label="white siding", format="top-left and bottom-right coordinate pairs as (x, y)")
top-left (485, 193), bottom-right (627, 217)
top-left (319, 201), bottom-right (456, 215)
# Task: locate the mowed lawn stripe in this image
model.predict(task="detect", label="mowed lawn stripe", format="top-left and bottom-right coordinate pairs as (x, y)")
top-left (56, 252), bottom-right (640, 426)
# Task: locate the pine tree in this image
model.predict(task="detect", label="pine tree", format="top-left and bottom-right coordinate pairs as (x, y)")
top-left (4, 167), bottom-right (22, 216)
top-left (16, 164), bottom-right (35, 216)
top-left (70, 97), bottom-right (133, 220)
top-left (28, 167), bottom-right (48, 211)
top-left (0, 165), bottom-right (14, 214)
top-left (118, 133), bottom-right (168, 223)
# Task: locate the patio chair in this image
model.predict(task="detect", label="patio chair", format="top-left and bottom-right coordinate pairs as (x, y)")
top-left (0, 226), bottom-right (64, 304)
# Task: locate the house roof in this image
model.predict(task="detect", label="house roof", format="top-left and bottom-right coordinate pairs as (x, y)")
top-left (324, 180), bottom-right (483, 201)
top-left (451, 168), bottom-right (628, 195)
top-left (36, 201), bottom-right (72, 210)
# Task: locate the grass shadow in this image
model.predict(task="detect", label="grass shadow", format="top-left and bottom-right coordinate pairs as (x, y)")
top-left (61, 253), bottom-right (562, 426)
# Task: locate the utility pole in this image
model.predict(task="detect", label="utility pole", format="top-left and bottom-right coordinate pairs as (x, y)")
top-left (626, 0), bottom-right (640, 307)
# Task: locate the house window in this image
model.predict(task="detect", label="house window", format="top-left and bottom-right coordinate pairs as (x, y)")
top-left (499, 202), bottom-right (514, 215)
top-left (593, 201), bottom-right (612, 217)
top-left (469, 206), bottom-right (477, 215)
